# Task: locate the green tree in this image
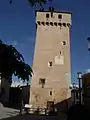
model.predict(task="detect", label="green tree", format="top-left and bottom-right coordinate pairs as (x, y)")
top-left (0, 0), bottom-right (53, 104)
top-left (0, 40), bottom-right (33, 104)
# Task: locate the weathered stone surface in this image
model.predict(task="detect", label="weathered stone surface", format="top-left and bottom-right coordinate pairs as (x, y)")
top-left (30, 11), bottom-right (72, 110)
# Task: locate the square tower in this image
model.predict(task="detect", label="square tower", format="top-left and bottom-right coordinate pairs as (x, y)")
top-left (30, 10), bottom-right (72, 110)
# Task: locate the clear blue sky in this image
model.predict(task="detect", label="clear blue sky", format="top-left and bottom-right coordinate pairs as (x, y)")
top-left (0, 0), bottom-right (90, 83)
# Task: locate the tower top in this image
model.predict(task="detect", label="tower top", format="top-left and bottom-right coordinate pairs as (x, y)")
top-left (35, 9), bottom-right (72, 15)
top-left (35, 10), bottom-right (72, 26)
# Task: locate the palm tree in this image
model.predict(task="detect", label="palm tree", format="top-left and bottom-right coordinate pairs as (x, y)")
top-left (0, 40), bottom-right (33, 104)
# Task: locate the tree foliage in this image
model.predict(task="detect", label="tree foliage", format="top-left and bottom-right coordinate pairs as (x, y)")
top-left (0, 40), bottom-right (33, 82)
top-left (9, 0), bottom-right (52, 7)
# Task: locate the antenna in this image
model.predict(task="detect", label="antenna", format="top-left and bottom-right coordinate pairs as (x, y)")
top-left (48, 0), bottom-right (54, 17)
top-left (9, 0), bottom-right (12, 4)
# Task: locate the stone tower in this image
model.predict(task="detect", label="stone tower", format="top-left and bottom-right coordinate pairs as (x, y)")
top-left (30, 10), bottom-right (72, 110)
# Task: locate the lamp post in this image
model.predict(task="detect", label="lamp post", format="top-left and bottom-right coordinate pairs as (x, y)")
top-left (69, 83), bottom-right (79, 104)
top-left (77, 72), bottom-right (82, 104)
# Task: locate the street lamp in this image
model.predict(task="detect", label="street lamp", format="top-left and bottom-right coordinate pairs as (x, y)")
top-left (77, 72), bottom-right (82, 104)
top-left (69, 83), bottom-right (79, 104)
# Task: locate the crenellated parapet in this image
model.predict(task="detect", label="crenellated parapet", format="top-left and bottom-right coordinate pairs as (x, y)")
top-left (36, 21), bottom-right (71, 28)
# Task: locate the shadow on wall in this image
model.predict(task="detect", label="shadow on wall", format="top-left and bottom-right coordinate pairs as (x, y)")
top-left (54, 98), bottom-right (90, 120)
top-left (54, 97), bottom-right (72, 112)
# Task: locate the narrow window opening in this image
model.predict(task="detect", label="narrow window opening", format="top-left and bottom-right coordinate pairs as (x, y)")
top-left (48, 61), bottom-right (52, 67)
top-left (50, 22), bottom-right (53, 26)
top-left (63, 23), bottom-right (66, 27)
top-left (50, 91), bottom-right (52, 96)
top-left (60, 51), bottom-right (62, 55)
top-left (39, 78), bottom-right (46, 88)
top-left (54, 22), bottom-right (57, 26)
top-left (58, 14), bottom-right (62, 19)
top-left (46, 13), bottom-right (49, 18)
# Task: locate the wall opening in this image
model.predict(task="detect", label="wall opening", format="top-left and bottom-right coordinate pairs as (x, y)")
top-left (48, 61), bottom-right (52, 67)
top-left (50, 91), bottom-right (52, 96)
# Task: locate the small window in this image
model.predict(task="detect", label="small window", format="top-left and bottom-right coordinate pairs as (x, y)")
top-left (42, 21), bottom-right (45, 26)
top-left (62, 41), bottom-right (66, 45)
top-left (50, 91), bottom-right (52, 96)
top-left (39, 78), bottom-right (46, 88)
top-left (63, 23), bottom-right (66, 27)
top-left (46, 13), bottom-right (49, 18)
top-left (37, 21), bottom-right (41, 25)
top-left (60, 51), bottom-right (61, 55)
top-left (48, 61), bottom-right (52, 67)
top-left (46, 22), bottom-right (49, 26)
top-left (50, 22), bottom-right (53, 26)
top-left (58, 14), bottom-right (62, 19)
top-left (54, 22), bottom-right (57, 26)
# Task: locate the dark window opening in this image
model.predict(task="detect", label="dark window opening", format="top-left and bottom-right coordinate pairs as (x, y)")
top-left (62, 41), bottom-right (66, 45)
top-left (46, 22), bottom-right (49, 26)
top-left (46, 13), bottom-right (49, 18)
top-left (39, 78), bottom-right (46, 88)
top-left (58, 23), bottom-right (62, 26)
top-left (60, 51), bottom-right (61, 55)
top-left (48, 61), bottom-right (52, 67)
top-left (42, 21), bottom-right (45, 26)
top-left (50, 91), bottom-right (52, 96)
top-left (37, 21), bottom-right (41, 25)
top-left (50, 22), bottom-right (53, 26)
top-left (63, 23), bottom-right (66, 27)
top-left (58, 14), bottom-right (62, 19)
top-left (54, 22), bottom-right (57, 26)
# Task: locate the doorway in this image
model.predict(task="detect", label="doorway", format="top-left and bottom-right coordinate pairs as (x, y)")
top-left (47, 101), bottom-right (54, 112)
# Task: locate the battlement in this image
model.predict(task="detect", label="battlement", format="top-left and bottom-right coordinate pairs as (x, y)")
top-left (36, 10), bottom-right (72, 27)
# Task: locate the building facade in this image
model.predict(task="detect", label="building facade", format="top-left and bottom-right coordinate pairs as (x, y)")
top-left (82, 72), bottom-right (90, 110)
top-left (30, 10), bottom-right (72, 110)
